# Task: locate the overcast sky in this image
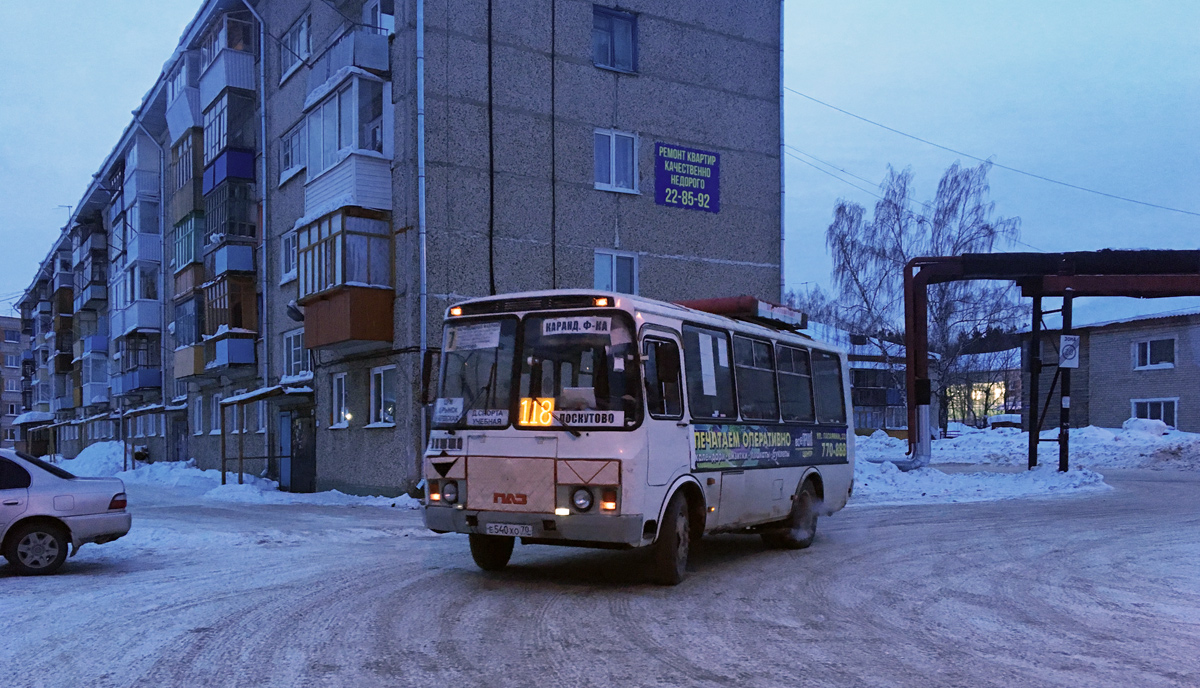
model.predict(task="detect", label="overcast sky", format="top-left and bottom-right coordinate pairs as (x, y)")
top-left (0, 1), bottom-right (1196, 323)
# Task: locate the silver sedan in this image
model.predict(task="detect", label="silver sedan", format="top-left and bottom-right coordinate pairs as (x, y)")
top-left (0, 450), bottom-right (131, 575)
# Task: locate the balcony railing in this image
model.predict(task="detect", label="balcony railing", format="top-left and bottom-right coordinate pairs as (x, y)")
top-left (126, 231), bottom-right (164, 264)
top-left (199, 48), bottom-right (255, 111)
top-left (203, 336), bottom-right (255, 370)
top-left (306, 27), bottom-right (389, 98)
top-left (112, 367), bottom-right (162, 396)
top-left (124, 169), bottom-right (161, 202)
top-left (111, 300), bottom-right (162, 337)
top-left (82, 382), bottom-right (110, 407)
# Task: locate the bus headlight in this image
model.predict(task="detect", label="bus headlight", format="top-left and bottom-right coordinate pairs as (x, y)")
top-left (572, 487), bottom-right (593, 512)
top-left (442, 481), bottom-right (459, 504)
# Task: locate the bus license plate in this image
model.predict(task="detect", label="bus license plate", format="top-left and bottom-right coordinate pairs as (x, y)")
top-left (485, 523), bottom-right (533, 537)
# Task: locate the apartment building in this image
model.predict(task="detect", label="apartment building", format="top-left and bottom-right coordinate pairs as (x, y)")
top-left (0, 316), bottom-right (27, 449)
top-left (1022, 309), bottom-right (1200, 432)
top-left (18, 0), bottom-right (783, 495)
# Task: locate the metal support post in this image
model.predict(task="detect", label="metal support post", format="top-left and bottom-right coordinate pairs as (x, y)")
top-left (1058, 290), bottom-right (1073, 472)
top-left (1028, 295), bottom-right (1041, 469)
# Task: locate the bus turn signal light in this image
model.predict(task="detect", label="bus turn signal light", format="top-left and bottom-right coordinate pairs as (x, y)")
top-left (600, 489), bottom-right (617, 511)
top-left (594, 297), bottom-right (609, 306)
top-left (449, 306), bottom-right (463, 316)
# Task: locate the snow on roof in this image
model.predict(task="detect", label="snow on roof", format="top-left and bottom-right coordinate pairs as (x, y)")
top-left (13, 411), bottom-right (53, 425)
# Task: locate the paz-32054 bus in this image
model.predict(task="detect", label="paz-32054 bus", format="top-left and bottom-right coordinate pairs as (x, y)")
top-left (422, 290), bottom-right (854, 584)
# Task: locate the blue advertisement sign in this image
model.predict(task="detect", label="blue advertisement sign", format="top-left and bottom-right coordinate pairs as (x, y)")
top-left (655, 142), bottom-right (720, 213)
top-left (692, 424), bottom-right (849, 471)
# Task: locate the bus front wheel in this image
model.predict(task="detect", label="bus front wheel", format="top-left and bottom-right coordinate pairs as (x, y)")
top-left (469, 534), bottom-right (514, 571)
top-left (650, 492), bottom-right (690, 585)
top-left (762, 480), bottom-right (819, 550)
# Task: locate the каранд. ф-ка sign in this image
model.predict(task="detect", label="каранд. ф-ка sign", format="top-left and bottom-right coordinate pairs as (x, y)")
top-left (655, 142), bottom-right (720, 213)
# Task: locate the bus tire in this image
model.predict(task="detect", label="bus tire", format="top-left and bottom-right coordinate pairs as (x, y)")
top-left (762, 480), bottom-right (819, 550)
top-left (650, 491), bottom-right (690, 585)
top-left (469, 534), bottom-right (514, 571)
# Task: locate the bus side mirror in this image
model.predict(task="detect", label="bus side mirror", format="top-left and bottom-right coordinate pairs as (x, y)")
top-left (421, 349), bottom-right (441, 405)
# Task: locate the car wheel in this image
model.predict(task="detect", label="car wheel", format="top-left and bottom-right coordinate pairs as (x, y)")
top-left (650, 491), bottom-right (690, 585)
top-left (5, 522), bottom-right (69, 576)
top-left (469, 534), bottom-right (514, 572)
top-left (762, 480), bottom-right (819, 550)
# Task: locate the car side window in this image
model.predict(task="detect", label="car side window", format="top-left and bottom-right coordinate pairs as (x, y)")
top-left (0, 458), bottom-right (32, 490)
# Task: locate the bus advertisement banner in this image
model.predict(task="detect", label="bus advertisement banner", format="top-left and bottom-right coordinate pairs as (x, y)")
top-left (692, 424), bottom-right (848, 470)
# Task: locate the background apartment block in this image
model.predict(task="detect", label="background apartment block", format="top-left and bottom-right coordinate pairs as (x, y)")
top-left (15, 0), bottom-right (783, 496)
top-left (1022, 310), bottom-right (1200, 432)
top-left (0, 317), bottom-right (27, 448)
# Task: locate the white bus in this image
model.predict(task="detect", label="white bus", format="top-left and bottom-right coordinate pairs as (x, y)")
top-left (423, 290), bottom-right (854, 584)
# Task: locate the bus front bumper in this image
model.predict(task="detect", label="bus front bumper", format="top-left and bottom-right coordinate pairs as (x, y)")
top-left (424, 506), bottom-right (645, 547)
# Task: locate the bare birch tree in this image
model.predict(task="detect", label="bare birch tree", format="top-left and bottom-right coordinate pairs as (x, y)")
top-left (791, 161), bottom-right (1022, 432)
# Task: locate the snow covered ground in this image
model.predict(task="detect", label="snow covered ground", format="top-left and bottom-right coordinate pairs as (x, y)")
top-left (52, 441), bottom-right (422, 509)
top-left (849, 418), bottom-right (1200, 507)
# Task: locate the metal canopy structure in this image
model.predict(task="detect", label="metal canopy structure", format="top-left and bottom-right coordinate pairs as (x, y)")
top-left (904, 250), bottom-right (1200, 469)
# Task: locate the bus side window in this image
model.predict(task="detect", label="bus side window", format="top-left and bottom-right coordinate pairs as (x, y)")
top-left (811, 350), bottom-right (847, 424)
top-left (777, 344), bottom-right (816, 422)
top-left (643, 339), bottom-right (683, 419)
top-left (682, 325), bottom-right (736, 420)
top-left (733, 336), bottom-right (779, 421)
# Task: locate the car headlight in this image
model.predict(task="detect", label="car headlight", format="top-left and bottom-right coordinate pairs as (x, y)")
top-left (442, 481), bottom-right (458, 504)
top-left (572, 487), bottom-right (593, 512)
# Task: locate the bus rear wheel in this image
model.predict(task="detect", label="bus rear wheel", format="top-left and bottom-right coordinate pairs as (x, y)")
top-left (469, 534), bottom-right (514, 571)
top-left (762, 480), bottom-right (819, 550)
top-left (650, 492), bottom-right (690, 585)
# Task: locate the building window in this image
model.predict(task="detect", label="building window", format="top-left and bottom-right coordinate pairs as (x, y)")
top-left (297, 210), bottom-right (391, 299)
top-left (5, 379), bottom-right (18, 392)
top-left (6, 403), bottom-right (16, 416)
top-left (204, 276), bottom-right (258, 335)
top-left (211, 393), bottom-right (223, 434)
top-left (370, 365), bottom-right (396, 425)
top-left (281, 231), bottom-right (298, 283)
top-left (230, 401), bottom-right (242, 434)
top-left (1133, 398), bottom-right (1177, 428)
top-left (256, 400), bottom-right (267, 433)
top-left (331, 373), bottom-right (348, 427)
top-left (202, 92), bottom-right (256, 166)
top-left (305, 77), bottom-right (386, 178)
top-left (171, 135), bottom-right (195, 194)
top-left (362, 0), bottom-right (395, 34)
top-left (175, 296), bottom-right (205, 347)
top-left (3, 354), bottom-right (17, 368)
top-left (280, 14), bottom-right (311, 77)
top-left (135, 415), bottom-right (145, 438)
top-left (593, 250), bottom-right (637, 294)
top-left (173, 215), bottom-right (205, 272)
top-left (193, 396), bottom-right (204, 435)
top-left (593, 129), bottom-right (638, 192)
top-left (4, 329), bottom-right (18, 342)
top-left (592, 6), bottom-right (636, 73)
top-left (200, 13), bottom-right (255, 72)
top-left (283, 328), bottom-right (309, 377)
top-left (280, 123), bottom-right (306, 183)
top-left (147, 414), bottom-right (158, 437)
top-left (203, 180), bottom-right (257, 242)
top-left (1134, 338), bottom-right (1174, 370)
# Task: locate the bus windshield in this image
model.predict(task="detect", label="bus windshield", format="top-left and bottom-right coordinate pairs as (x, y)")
top-left (516, 312), bottom-right (641, 430)
top-left (434, 316), bottom-right (518, 429)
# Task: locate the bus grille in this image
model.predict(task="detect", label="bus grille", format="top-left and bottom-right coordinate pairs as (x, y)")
top-left (466, 456), bottom-right (556, 513)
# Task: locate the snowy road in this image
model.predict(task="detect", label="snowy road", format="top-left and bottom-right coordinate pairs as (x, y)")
top-left (4, 471), bottom-right (1200, 687)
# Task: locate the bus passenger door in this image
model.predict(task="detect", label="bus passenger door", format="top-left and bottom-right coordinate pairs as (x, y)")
top-left (643, 336), bottom-right (688, 486)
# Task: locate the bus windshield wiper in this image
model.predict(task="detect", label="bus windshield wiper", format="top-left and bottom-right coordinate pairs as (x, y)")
top-left (446, 362), bottom-right (496, 433)
top-left (555, 412), bottom-right (582, 438)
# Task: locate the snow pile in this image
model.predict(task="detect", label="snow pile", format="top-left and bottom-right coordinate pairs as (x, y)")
top-left (57, 441), bottom-right (128, 477)
top-left (53, 442), bottom-right (419, 509)
top-left (850, 460), bottom-right (1110, 507)
top-left (855, 424), bottom-right (1200, 470)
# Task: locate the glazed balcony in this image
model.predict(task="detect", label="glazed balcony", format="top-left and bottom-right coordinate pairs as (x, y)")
top-left (302, 286), bottom-right (394, 352)
top-left (110, 301), bottom-right (162, 337)
top-left (175, 263), bottom-right (205, 298)
top-left (124, 169), bottom-right (160, 203)
top-left (199, 48), bottom-right (255, 111)
top-left (126, 231), bottom-right (163, 265)
top-left (112, 367), bottom-right (162, 397)
top-left (201, 149), bottom-right (254, 196)
top-left (174, 344), bottom-right (206, 378)
top-left (306, 27), bottom-right (389, 98)
top-left (73, 334), bottom-right (108, 361)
